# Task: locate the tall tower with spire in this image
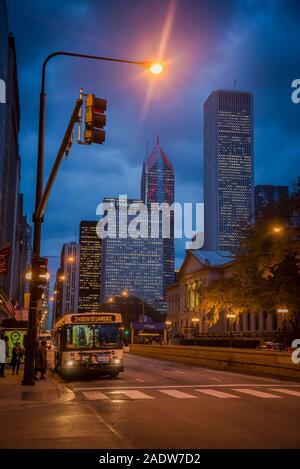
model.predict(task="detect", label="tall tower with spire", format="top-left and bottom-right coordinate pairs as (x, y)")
top-left (141, 137), bottom-right (175, 313)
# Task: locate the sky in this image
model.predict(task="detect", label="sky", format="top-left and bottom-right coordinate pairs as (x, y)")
top-left (7, 0), bottom-right (300, 274)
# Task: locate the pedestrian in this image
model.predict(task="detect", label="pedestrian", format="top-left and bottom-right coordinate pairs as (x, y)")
top-left (11, 341), bottom-right (24, 375)
top-left (34, 340), bottom-right (47, 380)
top-left (5, 336), bottom-right (9, 361)
top-left (0, 331), bottom-right (6, 377)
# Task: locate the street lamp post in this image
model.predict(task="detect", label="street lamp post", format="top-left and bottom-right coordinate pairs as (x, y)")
top-left (165, 320), bottom-right (172, 344)
top-left (22, 51), bottom-right (164, 386)
top-left (277, 308), bottom-right (289, 351)
top-left (191, 317), bottom-right (200, 338)
top-left (226, 313), bottom-right (235, 336)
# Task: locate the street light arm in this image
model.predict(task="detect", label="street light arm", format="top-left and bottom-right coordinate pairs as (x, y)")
top-left (40, 51), bottom-right (149, 93)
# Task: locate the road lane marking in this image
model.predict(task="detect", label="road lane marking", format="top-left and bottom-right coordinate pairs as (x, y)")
top-left (209, 378), bottom-right (223, 382)
top-left (159, 390), bottom-right (197, 399)
top-left (83, 391), bottom-right (109, 400)
top-left (232, 388), bottom-right (282, 398)
top-left (83, 403), bottom-right (127, 446)
top-left (197, 389), bottom-right (240, 399)
top-left (269, 388), bottom-right (300, 397)
top-left (135, 379), bottom-right (145, 383)
top-left (73, 383), bottom-right (300, 391)
top-left (120, 390), bottom-right (154, 399)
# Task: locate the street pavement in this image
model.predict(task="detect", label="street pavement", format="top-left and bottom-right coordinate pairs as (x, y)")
top-left (0, 353), bottom-right (300, 448)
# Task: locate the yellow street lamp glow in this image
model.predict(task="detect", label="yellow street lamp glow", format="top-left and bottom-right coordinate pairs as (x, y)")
top-left (149, 62), bottom-right (163, 74)
top-left (68, 256), bottom-right (74, 262)
top-left (59, 275), bottom-right (66, 281)
top-left (108, 297), bottom-right (114, 303)
top-left (273, 227), bottom-right (282, 233)
top-left (25, 270), bottom-right (32, 281)
top-left (165, 320), bottom-right (172, 326)
top-left (191, 317), bottom-right (200, 323)
top-left (121, 290), bottom-right (128, 297)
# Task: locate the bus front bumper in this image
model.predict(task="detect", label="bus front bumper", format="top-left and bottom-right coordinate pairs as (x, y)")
top-left (64, 361), bottom-right (124, 374)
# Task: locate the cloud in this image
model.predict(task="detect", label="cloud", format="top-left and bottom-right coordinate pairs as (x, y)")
top-left (7, 0), bottom-right (300, 267)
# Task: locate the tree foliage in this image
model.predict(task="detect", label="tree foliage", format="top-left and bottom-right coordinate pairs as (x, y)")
top-left (201, 191), bottom-right (300, 329)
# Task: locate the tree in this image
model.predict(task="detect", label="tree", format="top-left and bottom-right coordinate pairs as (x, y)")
top-left (201, 190), bottom-right (300, 332)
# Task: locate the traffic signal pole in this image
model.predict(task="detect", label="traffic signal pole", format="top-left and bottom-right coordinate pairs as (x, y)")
top-left (22, 99), bottom-right (82, 385)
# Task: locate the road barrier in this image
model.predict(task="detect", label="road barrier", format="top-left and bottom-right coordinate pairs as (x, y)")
top-left (130, 344), bottom-right (300, 381)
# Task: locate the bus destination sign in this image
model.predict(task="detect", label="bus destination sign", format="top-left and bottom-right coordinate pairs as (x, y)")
top-left (71, 314), bottom-right (116, 324)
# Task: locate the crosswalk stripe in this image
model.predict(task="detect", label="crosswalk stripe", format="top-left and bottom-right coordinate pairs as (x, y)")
top-left (196, 389), bottom-right (240, 399)
top-left (232, 388), bottom-right (282, 398)
top-left (119, 390), bottom-right (154, 399)
top-left (83, 391), bottom-right (109, 400)
top-left (159, 389), bottom-right (197, 399)
top-left (269, 388), bottom-right (300, 397)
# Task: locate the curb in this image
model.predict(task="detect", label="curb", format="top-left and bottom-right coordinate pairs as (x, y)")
top-left (0, 375), bottom-right (75, 412)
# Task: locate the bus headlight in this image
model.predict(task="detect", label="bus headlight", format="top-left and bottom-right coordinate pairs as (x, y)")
top-left (112, 358), bottom-right (121, 365)
top-left (65, 360), bottom-right (75, 367)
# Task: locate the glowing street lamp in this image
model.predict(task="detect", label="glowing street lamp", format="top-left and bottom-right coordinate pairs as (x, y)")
top-left (273, 227), bottom-right (282, 234)
top-left (25, 270), bottom-right (32, 281)
top-left (68, 256), bottom-right (74, 263)
top-left (121, 290), bottom-right (129, 298)
top-left (149, 62), bottom-right (164, 74)
top-left (108, 297), bottom-right (114, 304)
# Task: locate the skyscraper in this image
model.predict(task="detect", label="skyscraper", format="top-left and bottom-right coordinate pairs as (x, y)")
top-left (255, 184), bottom-right (289, 218)
top-left (78, 221), bottom-right (101, 313)
top-left (54, 243), bottom-right (80, 320)
top-left (0, 32), bottom-right (22, 300)
top-left (141, 138), bottom-right (175, 299)
top-left (100, 197), bottom-right (163, 311)
top-left (204, 90), bottom-right (254, 253)
top-left (0, 0), bottom-right (8, 210)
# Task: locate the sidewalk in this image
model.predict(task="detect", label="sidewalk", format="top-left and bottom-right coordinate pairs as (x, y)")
top-left (0, 365), bottom-right (74, 411)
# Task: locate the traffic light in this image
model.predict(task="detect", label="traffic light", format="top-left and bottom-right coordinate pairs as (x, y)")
top-left (84, 94), bottom-right (106, 144)
top-left (124, 329), bottom-right (130, 337)
top-left (34, 257), bottom-right (50, 285)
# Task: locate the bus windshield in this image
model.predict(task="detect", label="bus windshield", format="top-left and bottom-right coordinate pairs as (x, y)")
top-left (63, 323), bottom-right (123, 350)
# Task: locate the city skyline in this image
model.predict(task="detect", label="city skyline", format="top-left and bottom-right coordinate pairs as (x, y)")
top-left (5, 0), bottom-right (300, 270)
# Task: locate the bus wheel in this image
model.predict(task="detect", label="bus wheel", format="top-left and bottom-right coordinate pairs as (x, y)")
top-left (109, 372), bottom-right (119, 378)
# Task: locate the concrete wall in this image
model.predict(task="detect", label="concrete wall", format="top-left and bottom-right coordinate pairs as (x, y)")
top-left (130, 344), bottom-right (300, 381)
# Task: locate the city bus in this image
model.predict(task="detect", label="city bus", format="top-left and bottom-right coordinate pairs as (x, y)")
top-left (53, 313), bottom-right (124, 378)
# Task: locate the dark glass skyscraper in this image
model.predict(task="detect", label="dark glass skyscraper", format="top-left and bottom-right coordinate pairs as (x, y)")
top-left (204, 90), bottom-right (254, 253)
top-left (255, 184), bottom-right (289, 218)
top-left (141, 138), bottom-right (175, 301)
top-left (78, 221), bottom-right (101, 313)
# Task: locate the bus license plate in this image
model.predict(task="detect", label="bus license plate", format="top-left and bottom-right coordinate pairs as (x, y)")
top-left (97, 354), bottom-right (110, 363)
